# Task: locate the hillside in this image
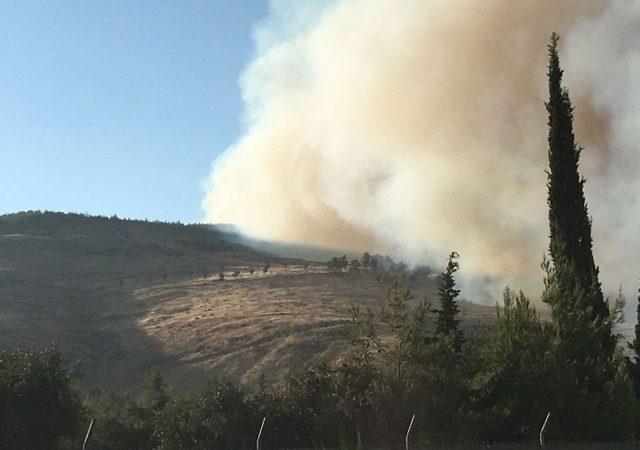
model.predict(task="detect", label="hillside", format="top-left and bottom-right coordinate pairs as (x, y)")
top-left (0, 211), bottom-right (496, 391)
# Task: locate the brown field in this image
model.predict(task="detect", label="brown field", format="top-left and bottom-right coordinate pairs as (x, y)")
top-left (0, 212), bottom-right (499, 391)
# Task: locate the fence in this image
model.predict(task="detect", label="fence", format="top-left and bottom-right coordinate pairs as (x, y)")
top-left (75, 411), bottom-right (640, 450)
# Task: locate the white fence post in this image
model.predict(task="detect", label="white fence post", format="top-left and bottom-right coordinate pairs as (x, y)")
top-left (82, 418), bottom-right (95, 450)
top-left (405, 413), bottom-right (416, 450)
top-left (539, 411), bottom-right (551, 446)
top-left (256, 416), bottom-right (266, 450)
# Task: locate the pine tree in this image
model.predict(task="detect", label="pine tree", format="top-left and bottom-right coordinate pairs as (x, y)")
top-left (545, 33), bottom-right (609, 322)
top-left (628, 284), bottom-right (640, 398)
top-left (632, 286), bottom-right (640, 360)
top-left (434, 252), bottom-right (464, 353)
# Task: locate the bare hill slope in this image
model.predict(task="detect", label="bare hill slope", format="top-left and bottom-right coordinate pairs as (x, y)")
top-left (0, 211), bottom-right (495, 391)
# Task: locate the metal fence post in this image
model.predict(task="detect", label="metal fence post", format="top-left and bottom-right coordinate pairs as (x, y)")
top-left (82, 418), bottom-right (95, 450)
top-left (256, 416), bottom-right (266, 450)
top-left (539, 411), bottom-right (551, 446)
top-left (405, 413), bottom-right (416, 450)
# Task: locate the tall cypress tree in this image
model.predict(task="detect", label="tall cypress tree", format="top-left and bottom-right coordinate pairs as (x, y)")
top-left (628, 285), bottom-right (640, 364)
top-left (546, 33), bottom-right (608, 322)
top-left (629, 285), bottom-right (640, 398)
top-left (635, 289), bottom-right (640, 356)
top-left (434, 252), bottom-right (464, 353)
top-left (543, 37), bottom-right (618, 434)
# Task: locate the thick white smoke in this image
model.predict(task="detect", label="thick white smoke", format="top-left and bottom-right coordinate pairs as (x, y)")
top-left (204, 0), bottom-right (639, 304)
top-left (564, 2), bottom-right (640, 312)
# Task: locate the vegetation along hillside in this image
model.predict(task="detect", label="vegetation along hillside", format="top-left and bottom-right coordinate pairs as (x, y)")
top-left (0, 210), bottom-right (495, 391)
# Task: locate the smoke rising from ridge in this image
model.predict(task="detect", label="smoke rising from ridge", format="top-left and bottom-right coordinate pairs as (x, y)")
top-left (203, 0), bottom-right (640, 302)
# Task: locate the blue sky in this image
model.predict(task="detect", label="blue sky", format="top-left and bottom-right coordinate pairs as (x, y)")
top-left (0, 0), bottom-right (269, 223)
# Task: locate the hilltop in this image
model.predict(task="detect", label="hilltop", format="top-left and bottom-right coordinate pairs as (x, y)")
top-left (0, 211), bottom-right (496, 391)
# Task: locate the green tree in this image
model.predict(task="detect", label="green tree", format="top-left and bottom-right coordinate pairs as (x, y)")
top-left (0, 346), bottom-right (83, 449)
top-left (154, 378), bottom-right (252, 449)
top-left (142, 371), bottom-right (170, 413)
top-left (542, 256), bottom-right (631, 440)
top-left (471, 288), bottom-right (553, 440)
top-left (346, 279), bottom-right (432, 380)
top-left (194, 379), bottom-right (252, 448)
top-left (629, 285), bottom-right (640, 398)
top-left (345, 278), bottom-right (461, 443)
top-left (361, 252), bottom-right (371, 268)
top-left (545, 33), bottom-right (609, 326)
top-left (279, 361), bottom-right (341, 447)
top-left (87, 372), bottom-right (171, 449)
top-left (630, 285), bottom-right (640, 363)
top-left (327, 255), bottom-right (348, 273)
top-left (434, 252), bottom-right (464, 353)
top-left (539, 34), bottom-right (633, 440)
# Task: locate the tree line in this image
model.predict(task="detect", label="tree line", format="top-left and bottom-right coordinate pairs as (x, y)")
top-left (3, 34), bottom-right (640, 448)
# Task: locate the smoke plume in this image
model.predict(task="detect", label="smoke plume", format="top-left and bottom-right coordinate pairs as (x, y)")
top-left (203, 0), bottom-right (640, 303)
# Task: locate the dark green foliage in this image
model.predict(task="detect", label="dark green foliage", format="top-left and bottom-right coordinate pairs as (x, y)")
top-left (628, 286), bottom-right (640, 398)
top-left (156, 379), bottom-right (253, 448)
top-left (0, 345), bottom-right (83, 450)
top-left (434, 252), bottom-right (464, 353)
top-left (85, 391), bottom-right (155, 449)
top-left (327, 255), bottom-right (348, 273)
top-left (278, 361), bottom-right (342, 446)
top-left (345, 276), bottom-right (471, 444)
top-left (0, 210), bottom-right (234, 254)
top-left (542, 257), bottom-right (632, 440)
top-left (346, 278), bottom-right (431, 380)
top-left (539, 34), bottom-right (631, 440)
top-left (629, 286), bottom-right (640, 363)
top-left (361, 252), bottom-right (371, 268)
top-left (87, 375), bottom-right (256, 449)
top-left (85, 372), bottom-right (170, 449)
top-left (545, 34), bottom-right (608, 324)
top-left (471, 288), bottom-right (554, 440)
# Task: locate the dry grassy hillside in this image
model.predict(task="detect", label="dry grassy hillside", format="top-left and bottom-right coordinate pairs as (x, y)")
top-left (0, 211), bottom-right (496, 391)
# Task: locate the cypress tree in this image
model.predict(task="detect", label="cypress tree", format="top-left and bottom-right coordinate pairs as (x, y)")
top-left (629, 285), bottom-right (640, 398)
top-left (542, 36), bottom-right (624, 439)
top-left (632, 286), bottom-right (640, 360)
top-left (545, 33), bottom-right (608, 322)
top-left (434, 252), bottom-right (464, 352)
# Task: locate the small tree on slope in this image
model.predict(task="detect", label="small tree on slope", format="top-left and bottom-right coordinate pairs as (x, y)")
top-left (434, 252), bottom-right (464, 353)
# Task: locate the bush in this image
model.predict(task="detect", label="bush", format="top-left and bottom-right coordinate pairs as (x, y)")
top-left (470, 288), bottom-right (554, 441)
top-left (0, 345), bottom-right (83, 449)
top-left (327, 255), bottom-right (348, 273)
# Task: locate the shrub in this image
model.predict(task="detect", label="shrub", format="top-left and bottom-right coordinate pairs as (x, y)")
top-left (327, 255), bottom-right (348, 273)
top-left (0, 345), bottom-right (83, 449)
